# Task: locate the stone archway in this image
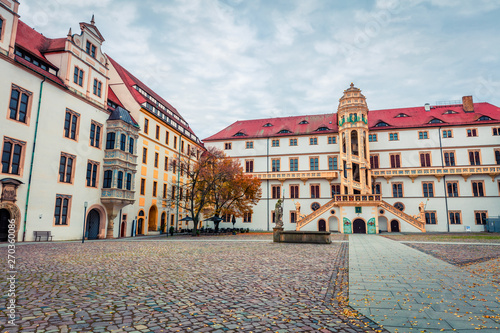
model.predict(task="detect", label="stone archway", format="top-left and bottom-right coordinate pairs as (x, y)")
top-left (318, 219), bottom-right (326, 231)
top-left (328, 216), bottom-right (339, 232)
top-left (353, 218), bottom-right (366, 234)
top-left (86, 209), bottom-right (101, 240)
top-left (137, 210), bottom-right (145, 235)
top-left (148, 205), bottom-right (158, 231)
top-left (0, 203), bottom-right (21, 241)
top-left (378, 216), bottom-right (388, 232)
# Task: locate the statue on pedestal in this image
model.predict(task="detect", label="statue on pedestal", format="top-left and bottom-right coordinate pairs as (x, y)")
top-left (275, 199), bottom-right (283, 228)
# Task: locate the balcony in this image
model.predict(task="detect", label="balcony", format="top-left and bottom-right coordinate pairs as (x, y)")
top-left (333, 195), bottom-right (381, 204)
top-left (104, 149), bottom-right (137, 166)
top-left (252, 171), bottom-right (338, 183)
top-left (101, 188), bottom-right (135, 202)
top-left (372, 166), bottom-right (500, 182)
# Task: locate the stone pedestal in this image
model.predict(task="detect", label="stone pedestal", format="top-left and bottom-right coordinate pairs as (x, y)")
top-left (273, 227), bottom-right (283, 242)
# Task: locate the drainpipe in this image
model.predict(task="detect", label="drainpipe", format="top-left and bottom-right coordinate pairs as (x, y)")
top-left (22, 77), bottom-right (46, 242)
top-left (438, 127), bottom-right (450, 232)
top-left (175, 134), bottom-right (182, 231)
top-left (266, 137), bottom-right (270, 231)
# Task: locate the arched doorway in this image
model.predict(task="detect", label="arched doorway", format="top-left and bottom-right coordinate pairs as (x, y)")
top-left (390, 220), bottom-right (400, 232)
top-left (353, 219), bottom-right (366, 234)
top-left (0, 209), bottom-right (10, 242)
top-left (378, 216), bottom-right (388, 232)
top-left (160, 212), bottom-right (166, 233)
top-left (148, 205), bottom-right (158, 231)
top-left (328, 216), bottom-right (339, 232)
top-left (86, 209), bottom-right (100, 240)
top-left (318, 219), bottom-right (326, 231)
top-left (137, 211), bottom-right (145, 235)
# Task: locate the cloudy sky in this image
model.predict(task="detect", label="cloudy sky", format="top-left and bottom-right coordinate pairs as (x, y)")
top-left (19, 0), bottom-right (500, 140)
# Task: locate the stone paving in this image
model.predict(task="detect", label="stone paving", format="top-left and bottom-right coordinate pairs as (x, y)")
top-left (1, 236), bottom-right (382, 333)
top-left (349, 235), bottom-right (500, 333)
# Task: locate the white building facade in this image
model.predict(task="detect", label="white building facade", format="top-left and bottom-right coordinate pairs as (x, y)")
top-left (204, 84), bottom-right (500, 233)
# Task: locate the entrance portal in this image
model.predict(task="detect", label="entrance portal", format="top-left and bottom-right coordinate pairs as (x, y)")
top-left (390, 220), bottom-right (400, 232)
top-left (86, 209), bottom-right (100, 240)
top-left (318, 219), bottom-right (326, 231)
top-left (0, 209), bottom-right (10, 241)
top-left (353, 219), bottom-right (366, 234)
top-left (148, 205), bottom-right (158, 231)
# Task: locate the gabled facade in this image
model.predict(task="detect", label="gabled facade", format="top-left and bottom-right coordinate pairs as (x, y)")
top-left (204, 84), bottom-right (500, 233)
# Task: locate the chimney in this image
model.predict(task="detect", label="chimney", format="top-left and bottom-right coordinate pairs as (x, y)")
top-left (424, 103), bottom-right (431, 112)
top-left (462, 95), bottom-right (474, 112)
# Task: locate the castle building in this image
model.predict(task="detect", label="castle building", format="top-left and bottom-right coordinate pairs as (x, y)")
top-left (0, 0), bottom-right (202, 241)
top-left (204, 84), bottom-right (500, 233)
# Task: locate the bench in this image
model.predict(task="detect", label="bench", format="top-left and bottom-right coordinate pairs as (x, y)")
top-left (34, 231), bottom-right (53, 241)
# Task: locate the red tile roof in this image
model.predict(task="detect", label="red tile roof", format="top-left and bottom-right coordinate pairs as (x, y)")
top-left (107, 86), bottom-right (123, 108)
top-left (14, 56), bottom-right (64, 85)
top-left (15, 21), bottom-right (63, 66)
top-left (204, 102), bottom-right (500, 141)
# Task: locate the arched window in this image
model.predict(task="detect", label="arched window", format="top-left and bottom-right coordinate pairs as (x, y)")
top-left (351, 130), bottom-right (359, 156)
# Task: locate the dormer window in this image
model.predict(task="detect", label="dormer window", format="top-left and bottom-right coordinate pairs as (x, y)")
top-left (263, 123), bottom-right (273, 127)
top-left (315, 126), bottom-right (330, 131)
top-left (429, 118), bottom-right (444, 124)
top-left (374, 121), bottom-right (389, 127)
top-left (233, 132), bottom-right (246, 137)
top-left (86, 41), bottom-right (96, 58)
top-left (477, 115), bottom-right (492, 121)
top-left (278, 129), bottom-right (292, 134)
top-left (299, 120), bottom-right (309, 124)
top-left (443, 110), bottom-right (458, 115)
top-left (395, 113), bottom-right (409, 118)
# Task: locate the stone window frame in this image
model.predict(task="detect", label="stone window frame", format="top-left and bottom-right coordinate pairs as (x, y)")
top-left (53, 194), bottom-right (72, 226)
top-left (8, 84), bottom-right (33, 125)
top-left (1, 136), bottom-right (27, 176)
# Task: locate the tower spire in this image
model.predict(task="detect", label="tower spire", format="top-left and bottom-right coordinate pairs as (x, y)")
top-left (91, 14), bottom-right (95, 25)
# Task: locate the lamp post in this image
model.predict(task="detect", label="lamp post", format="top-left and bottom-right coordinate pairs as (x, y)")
top-left (82, 201), bottom-right (88, 243)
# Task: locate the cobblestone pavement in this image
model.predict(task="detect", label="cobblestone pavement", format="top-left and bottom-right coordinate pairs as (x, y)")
top-left (1, 237), bottom-right (382, 333)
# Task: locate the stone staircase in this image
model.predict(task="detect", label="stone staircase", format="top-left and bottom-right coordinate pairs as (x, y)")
top-left (379, 200), bottom-right (426, 232)
top-left (295, 199), bottom-right (336, 230)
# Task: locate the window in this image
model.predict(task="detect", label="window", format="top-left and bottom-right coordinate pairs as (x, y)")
top-left (443, 151), bottom-right (455, 166)
top-left (128, 137), bottom-right (134, 154)
top-left (425, 211), bottom-right (437, 225)
top-left (310, 184), bottom-right (320, 198)
top-left (171, 185), bottom-right (176, 199)
top-left (117, 171), bottom-right (123, 189)
top-left (289, 138), bottom-right (297, 146)
top-left (245, 160), bottom-right (254, 173)
top-left (117, 134), bottom-right (126, 151)
top-left (224, 142), bottom-right (232, 150)
top-left (418, 131), bottom-right (428, 139)
top-left (429, 118), bottom-right (444, 124)
top-left (152, 181), bottom-right (157, 197)
top-left (243, 213), bottom-right (252, 223)
top-left (328, 156), bottom-right (338, 170)
top-left (493, 127), bottom-right (500, 136)
top-left (290, 211), bottom-right (297, 224)
top-left (495, 149), bottom-right (500, 165)
top-left (9, 85), bottom-right (32, 123)
top-left (446, 181), bottom-right (459, 197)
top-left (154, 125), bottom-right (160, 140)
top-left (368, 134), bottom-right (377, 142)
top-left (153, 152), bottom-right (158, 168)
top-left (164, 156), bottom-right (169, 171)
top-left (372, 183), bottom-right (381, 195)
top-left (310, 157), bottom-right (319, 171)
top-left (328, 136), bottom-right (336, 144)
top-left (466, 128), bottom-right (477, 137)
top-left (106, 132), bottom-right (115, 149)
top-left (64, 109), bottom-right (79, 140)
top-left (165, 131), bottom-right (170, 144)
top-left (475, 211), bottom-right (487, 225)
top-left (289, 158), bottom-right (298, 171)
top-left (472, 181), bottom-right (485, 197)
top-left (92, 79), bottom-right (102, 97)
top-left (1, 137), bottom-right (25, 175)
top-left (422, 182), bottom-right (434, 198)
top-left (54, 195), bottom-right (71, 225)
top-left (331, 184), bottom-right (341, 196)
top-left (173, 136), bottom-right (177, 149)
top-left (126, 173), bottom-right (132, 190)
top-left (442, 130), bottom-right (453, 138)
top-left (271, 159), bottom-right (280, 172)
top-left (272, 139), bottom-right (279, 147)
top-left (420, 152), bottom-right (431, 167)
top-left (449, 211), bottom-right (461, 225)
top-left (389, 132), bottom-right (399, 141)
top-left (0, 17), bottom-right (3, 41)
top-left (140, 178), bottom-right (146, 195)
top-left (142, 148), bottom-right (147, 164)
top-left (370, 155), bottom-right (379, 169)
top-left (271, 185), bottom-right (281, 199)
top-left (468, 150), bottom-right (481, 165)
top-left (172, 160), bottom-right (177, 173)
top-left (58, 153), bottom-right (75, 184)
top-left (375, 121), bottom-right (389, 127)
top-left (162, 183), bottom-right (167, 198)
top-left (103, 170), bottom-right (112, 188)
top-left (86, 41), bottom-right (96, 58)
top-left (392, 183), bottom-right (403, 197)
top-left (290, 185), bottom-right (299, 199)
top-left (73, 66), bottom-right (84, 86)
top-left (143, 118), bottom-right (149, 134)
top-left (90, 121), bottom-right (102, 148)
top-left (309, 137), bottom-right (318, 145)
top-left (246, 141), bottom-right (253, 149)
top-left (390, 154), bottom-right (401, 168)
top-left (86, 160), bottom-right (99, 187)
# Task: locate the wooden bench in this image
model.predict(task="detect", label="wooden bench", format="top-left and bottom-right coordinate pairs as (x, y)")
top-left (34, 231), bottom-right (53, 241)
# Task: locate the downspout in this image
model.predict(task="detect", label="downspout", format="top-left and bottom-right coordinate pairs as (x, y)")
top-left (266, 137), bottom-right (270, 231)
top-left (438, 127), bottom-right (450, 232)
top-left (22, 76), bottom-right (46, 241)
top-left (175, 134), bottom-right (182, 231)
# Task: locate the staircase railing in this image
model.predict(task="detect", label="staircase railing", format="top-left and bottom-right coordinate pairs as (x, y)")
top-left (296, 199), bottom-right (336, 230)
top-left (379, 200), bottom-right (426, 232)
